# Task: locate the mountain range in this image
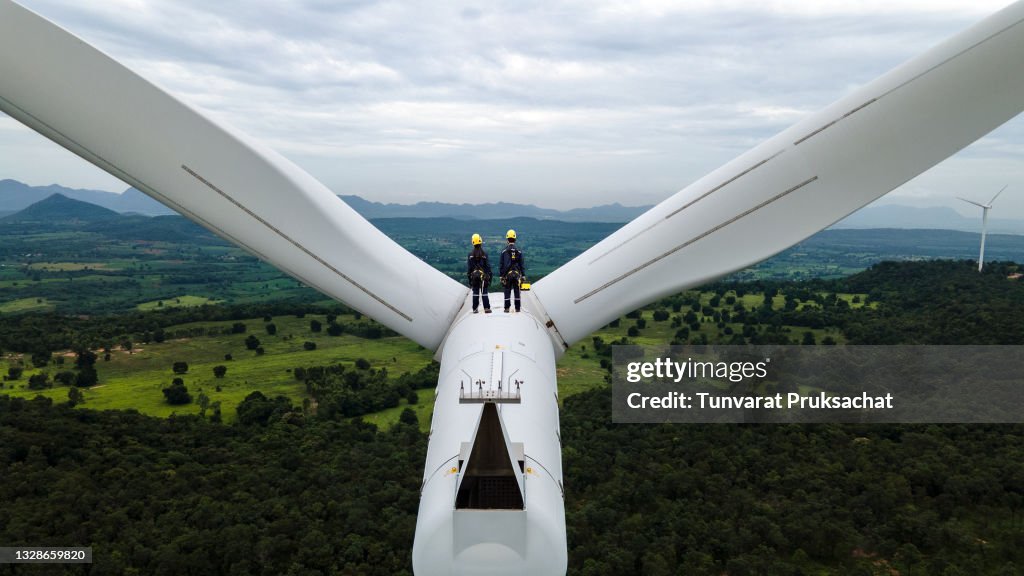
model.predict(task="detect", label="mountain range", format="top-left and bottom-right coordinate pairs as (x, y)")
top-left (0, 179), bottom-right (648, 222)
top-left (2, 178), bottom-right (1024, 232)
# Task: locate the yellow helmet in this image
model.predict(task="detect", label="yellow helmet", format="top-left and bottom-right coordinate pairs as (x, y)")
top-left (506, 229), bottom-right (516, 240)
top-left (471, 233), bottom-right (482, 245)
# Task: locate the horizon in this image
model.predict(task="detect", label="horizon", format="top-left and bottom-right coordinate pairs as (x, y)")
top-left (8, 180), bottom-right (1024, 239)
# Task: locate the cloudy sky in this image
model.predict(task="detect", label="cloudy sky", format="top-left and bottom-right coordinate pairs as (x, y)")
top-left (2, 0), bottom-right (1022, 216)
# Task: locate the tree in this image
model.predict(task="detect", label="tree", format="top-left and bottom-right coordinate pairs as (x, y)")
top-left (76, 349), bottom-right (98, 369)
top-left (197, 392), bottom-right (210, 416)
top-left (399, 408), bottom-right (418, 426)
top-left (265, 323), bottom-right (277, 336)
top-left (7, 366), bottom-right (23, 380)
top-left (802, 331), bottom-right (816, 345)
top-left (162, 380), bottom-right (191, 405)
top-left (172, 361), bottom-right (189, 374)
top-left (310, 319), bottom-right (322, 333)
top-left (303, 341), bottom-right (317, 351)
top-left (231, 322), bottom-right (247, 334)
top-left (326, 323), bottom-right (343, 337)
top-left (355, 358), bottom-right (371, 370)
top-left (31, 350), bottom-right (52, 368)
top-left (28, 372), bottom-right (51, 390)
top-left (213, 365), bottom-right (227, 378)
top-left (67, 386), bottom-right (84, 406)
top-left (245, 335), bottom-right (261, 350)
top-left (236, 391), bottom-right (293, 426)
top-left (54, 371), bottom-right (76, 386)
top-left (75, 367), bottom-right (98, 387)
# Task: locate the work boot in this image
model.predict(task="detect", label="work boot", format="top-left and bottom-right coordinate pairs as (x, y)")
top-left (473, 309), bottom-right (479, 314)
top-left (484, 309), bottom-right (492, 314)
top-left (504, 308), bottom-right (510, 313)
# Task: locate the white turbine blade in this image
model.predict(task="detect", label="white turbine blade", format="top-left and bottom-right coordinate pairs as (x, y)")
top-left (532, 1), bottom-right (1024, 347)
top-left (0, 1), bottom-right (467, 350)
top-left (958, 197), bottom-right (989, 209)
top-left (989, 184), bottom-right (1009, 204)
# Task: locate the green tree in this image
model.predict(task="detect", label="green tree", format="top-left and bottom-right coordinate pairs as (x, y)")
top-left (28, 372), bottom-right (50, 390)
top-left (399, 408), bottom-right (418, 426)
top-left (75, 366), bottom-right (98, 387)
top-left (31, 350), bottom-right (52, 368)
top-left (162, 380), bottom-right (191, 405)
top-left (213, 365), bottom-right (227, 378)
top-left (245, 335), bottom-right (260, 350)
top-left (172, 361), bottom-right (189, 374)
top-left (67, 386), bottom-right (84, 406)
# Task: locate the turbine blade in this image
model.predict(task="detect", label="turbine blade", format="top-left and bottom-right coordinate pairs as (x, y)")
top-left (989, 184), bottom-right (1009, 204)
top-left (958, 197), bottom-right (989, 208)
top-left (0, 0), bottom-right (466, 350)
top-left (532, 0), bottom-right (1024, 347)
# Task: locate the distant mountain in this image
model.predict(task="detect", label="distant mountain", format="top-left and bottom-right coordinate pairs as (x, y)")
top-left (1, 179), bottom-right (648, 221)
top-left (339, 195), bottom-right (650, 222)
top-left (0, 179), bottom-right (175, 215)
top-left (833, 204), bottom-right (1024, 234)
top-left (1, 193), bottom-right (120, 223)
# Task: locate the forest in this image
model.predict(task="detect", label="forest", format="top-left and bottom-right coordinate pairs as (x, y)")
top-left (2, 259), bottom-right (1024, 574)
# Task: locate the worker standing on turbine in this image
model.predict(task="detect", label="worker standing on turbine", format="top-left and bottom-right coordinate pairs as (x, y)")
top-left (500, 229), bottom-right (525, 313)
top-left (467, 234), bottom-right (492, 314)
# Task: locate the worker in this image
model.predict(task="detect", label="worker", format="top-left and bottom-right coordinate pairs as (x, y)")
top-left (500, 229), bottom-right (525, 313)
top-left (467, 233), bottom-right (492, 314)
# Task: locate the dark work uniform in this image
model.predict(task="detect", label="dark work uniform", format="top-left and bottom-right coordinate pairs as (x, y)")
top-left (499, 242), bottom-right (525, 312)
top-left (467, 249), bottom-right (492, 312)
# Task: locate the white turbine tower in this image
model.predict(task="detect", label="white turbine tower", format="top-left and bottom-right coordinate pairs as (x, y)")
top-left (3, 1), bottom-right (1024, 574)
top-left (959, 185), bottom-right (1008, 272)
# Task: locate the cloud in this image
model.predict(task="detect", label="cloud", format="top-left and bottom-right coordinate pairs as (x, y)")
top-left (2, 0), bottom-right (1022, 213)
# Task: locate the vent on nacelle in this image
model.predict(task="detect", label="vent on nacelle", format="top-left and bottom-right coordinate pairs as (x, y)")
top-left (455, 402), bottom-right (524, 510)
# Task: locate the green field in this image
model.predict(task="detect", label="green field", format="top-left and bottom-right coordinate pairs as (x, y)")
top-left (136, 295), bottom-right (222, 310)
top-left (0, 297), bottom-right (55, 313)
top-left (1, 312), bottom-right (434, 424)
top-left (1, 287), bottom-right (859, 428)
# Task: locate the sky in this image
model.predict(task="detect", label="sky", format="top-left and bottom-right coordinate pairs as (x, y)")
top-left (1, 0), bottom-right (1022, 216)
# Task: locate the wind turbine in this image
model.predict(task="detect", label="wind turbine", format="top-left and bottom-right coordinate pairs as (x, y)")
top-left (959, 185), bottom-right (1008, 271)
top-left (3, 1), bottom-right (1024, 574)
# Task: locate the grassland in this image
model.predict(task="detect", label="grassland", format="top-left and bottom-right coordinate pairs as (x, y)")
top-left (0, 297), bottom-right (55, 313)
top-left (136, 295), bottom-right (222, 310)
top-left (1, 288), bottom-right (865, 430)
top-left (1, 312), bottom-right (434, 424)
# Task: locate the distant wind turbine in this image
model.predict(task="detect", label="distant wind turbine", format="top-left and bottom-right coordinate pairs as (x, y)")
top-left (958, 185), bottom-right (1008, 272)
